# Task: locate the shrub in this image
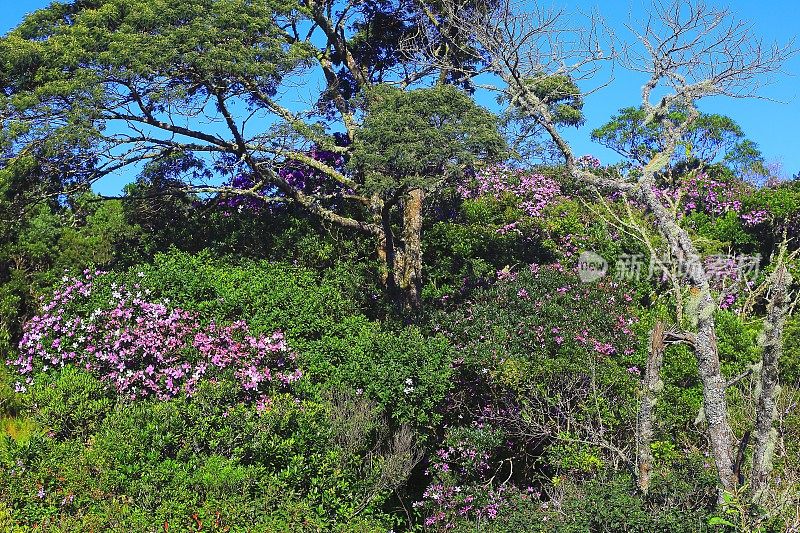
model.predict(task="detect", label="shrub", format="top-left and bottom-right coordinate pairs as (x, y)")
top-left (11, 269), bottom-right (300, 406)
top-left (414, 264), bottom-right (643, 528)
top-left (26, 367), bottom-right (113, 440)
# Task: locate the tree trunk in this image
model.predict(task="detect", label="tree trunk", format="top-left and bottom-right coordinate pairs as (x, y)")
top-left (377, 215), bottom-right (396, 295)
top-left (376, 188), bottom-right (424, 310)
top-left (638, 321), bottom-right (666, 494)
top-left (752, 264), bottom-right (792, 502)
top-left (694, 295), bottom-right (737, 492)
top-left (639, 184), bottom-right (738, 493)
top-left (397, 188), bottom-right (424, 309)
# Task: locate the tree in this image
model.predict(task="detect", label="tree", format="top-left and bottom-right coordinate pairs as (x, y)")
top-left (432, 0), bottom-right (795, 497)
top-left (349, 84), bottom-right (505, 305)
top-left (592, 106), bottom-right (766, 181)
top-left (0, 0), bottom-right (502, 309)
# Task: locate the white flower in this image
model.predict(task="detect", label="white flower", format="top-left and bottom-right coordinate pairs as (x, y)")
top-left (405, 377), bottom-right (413, 386)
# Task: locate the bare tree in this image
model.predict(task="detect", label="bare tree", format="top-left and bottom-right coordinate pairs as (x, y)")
top-left (430, 0), bottom-right (795, 495)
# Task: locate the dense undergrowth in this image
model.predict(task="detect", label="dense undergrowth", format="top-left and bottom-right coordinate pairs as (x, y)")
top-left (0, 166), bottom-right (798, 531)
top-left (0, 2), bottom-right (799, 528)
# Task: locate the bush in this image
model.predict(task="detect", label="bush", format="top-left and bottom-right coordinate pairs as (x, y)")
top-left (1, 252), bottom-right (452, 530)
top-left (553, 472), bottom-right (715, 532)
top-left (27, 367), bottom-right (113, 440)
top-left (1, 384), bottom-right (398, 530)
top-left (413, 264), bottom-right (644, 529)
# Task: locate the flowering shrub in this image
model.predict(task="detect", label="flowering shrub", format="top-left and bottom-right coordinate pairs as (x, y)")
top-left (677, 172), bottom-right (745, 215)
top-left (10, 270), bottom-right (300, 406)
top-left (436, 263), bottom-right (640, 364)
top-left (417, 481), bottom-right (510, 530)
top-left (576, 154), bottom-right (602, 169)
top-left (654, 169), bottom-right (798, 237)
top-left (418, 264), bottom-right (644, 527)
top-left (458, 165), bottom-right (561, 218)
top-left (415, 425), bottom-right (510, 529)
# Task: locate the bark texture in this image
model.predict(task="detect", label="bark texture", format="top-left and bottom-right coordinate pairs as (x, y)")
top-left (752, 264), bottom-right (792, 501)
top-left (398, 188), bottom-right (424, 309)
top-left (376, 188), bottom-right (425, 309)
top-left (638, 184), bottom-right (737, 492)
top-left (637, 321), bottom-right (666, 494)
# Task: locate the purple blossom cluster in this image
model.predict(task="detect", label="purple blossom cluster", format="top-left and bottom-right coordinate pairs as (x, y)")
top-left (423, 263), bottom-right (642, 527)
top-left (11, 271), bottom-right (300, 406)
top-left (679, 172), bottom-right (744, 215)
top-left (521, 263), bottom-right (638, 357)
top-left (214, 174), bottom-right (275, 213)
top-left (211, 138), bottom-right (351, 215)
top-left (416, 482), bottom-right (508, 529)
top-left (279, 146), bottom-right (346, 194)
top-left (740, 209), bottom-right (770, 227)
top-left (654, 172), bottom-right (775, 229)
top-left (576, 154), bottom-right (601, 169)
top-left (701, 254), bottom-right (762, 311)
top-left (416, 432), bottom-right (510, 529)
top-left (459, 165), bottom-right (561, 218)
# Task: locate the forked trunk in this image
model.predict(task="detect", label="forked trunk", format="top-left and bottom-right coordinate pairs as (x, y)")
top-left (640, 185), bottom-right (738, 493)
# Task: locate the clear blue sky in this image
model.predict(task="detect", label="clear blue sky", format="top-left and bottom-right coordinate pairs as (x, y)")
top-left (2, 0), bottom-right (799, 185)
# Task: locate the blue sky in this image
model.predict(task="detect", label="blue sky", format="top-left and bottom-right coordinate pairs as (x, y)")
top-left (2, 0), bottom-right (799, 190)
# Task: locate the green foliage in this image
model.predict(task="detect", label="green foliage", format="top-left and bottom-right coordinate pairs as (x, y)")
top-left (304, 323), bottom-right (453, 427)
top-left (109, 250), bottom-right (360, 339)
top-left (427, 265), bottom-right (643, 486)
top-left (423, 195), bottom-right (546, 300)
top-left (349, 84), bottom-right (506, 194)
top-left (687, 210), bottom-right (756, 254)
top-left (553, 471), bottom-right (716, 532)
top-left (26, 367), bottom-right (114, 441)
top-left (0, 3), bottom-right (796, 529)
top-left (447, 464), bottom-right (719, 532)
top-left (0, 387), bottom-right (393, 530)
top-left (56, 250), bottom-right (452, 428)
top-left (505, 73), bottom-right (585, 128)
top-left (0, 193), bottom-right (138, 358)
top-left (592, 106), bottom-right (759, 167)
